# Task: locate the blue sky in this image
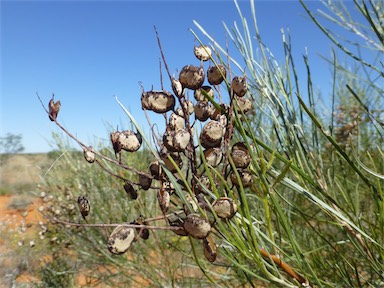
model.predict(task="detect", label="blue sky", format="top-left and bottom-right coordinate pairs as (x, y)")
top-left (2, 0), bottom-right (350, 153)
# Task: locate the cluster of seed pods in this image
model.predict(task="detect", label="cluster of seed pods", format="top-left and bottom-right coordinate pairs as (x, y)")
top-left (79, 44), bottom-right (254, 261)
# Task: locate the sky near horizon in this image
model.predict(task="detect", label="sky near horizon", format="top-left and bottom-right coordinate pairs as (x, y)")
top-left (1, 0), bottom-right (352, 153)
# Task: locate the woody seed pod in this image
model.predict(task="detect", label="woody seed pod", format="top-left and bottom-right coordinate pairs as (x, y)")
top-left (138, 173), bottom-right (152, 190)
top-left (179, 65), bottom-right (205, 90)
top-left (110, 131), bottom-right (121, 156)
top-left (231, 170), bottom-right (253, 188)
top-left (176, 100), bottom-right (194, 118)
top-left (77, 196), bottom-right (90, 219)
top-left (231, 142), bottom-right (251, 169)
top-left (183, 213), bottom-right (211, 239)
top-left (200, 120), bottom-right (225, 148)
top-left (163, 128), bottom-right (190, 152)
top-left (207, 64), bottom-right (226, 85)
top-left (171, 77), bottom-right (183, 98)
top-left (141, 91), bottom-right (175, 113)
top-left (194, 101), bottom-right (213, 122)
top-left (48, 97), bottom-right (61, 121)
top-left (149, 161), bottom-right (163, 180)
top-left (210, 103), bottom-right (229, 120)
top-left (212, 197), bottom-right (238, 219)
top-left (203, 147), bottom-right (223, 167)
top-left (194, 86), bottom-right (214, 102)
top-left (118, 130), bottom-right (142, 152)
top-left (124, 181), bottom-right (138, 200)
top-left (231, 76), bottom-right (247, 97)
top-left (83, 147), bottom-right (95, 163)
top-left (235, 97), bottom-right (252, 114)
top-left (107, 226), bottom-right (135, 255)
top-left (203, 235), bottom-right (218, 262)
top-left (158, 186), bottom-right (170, 213)
top-left (194, 45), bottom-right (212, 61)
top-left (169, 113), bottom-right (184, 131)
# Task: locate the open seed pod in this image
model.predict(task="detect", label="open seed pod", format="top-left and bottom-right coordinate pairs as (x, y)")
top-left (131, 215), bottom-right (150, 240)
top-left (194, 86), bottom-right (214, 102)
top-left (141, 91), bottom-right (175, 113)
top-left (169, 216), bottom-right (188, 236)
top-left (149, 160), bottom-right (163, 180)
top-left (212, 197), bottom-right (238, 219)
top-left (231, 142), bottom-right (251, 169)
top-left (163, 128), bottom-right (190, 152)
top-left (169, 113), bottom-right (184, 131)
top-left (194, 101), bottom-right (213, 122)
top-left (118, 130), bottom-right (142, 152)
top-left (185, 194), bottom-right (199, 213)
top-left (200, 120), bottom-right (225, 148)
top-left (194, 45), bottom-right (212, 61)
top-left (183, 213), bottom-right (211, 239)
top-left (179, 65), bottom-right (205, 90)
top-left (138, 172), bottom-right (152, 190)
top-left (124, 181), bottom-right (138, 200)
top-left (107, 226), bottom-right (135, 255)
top-left (48, 97), bottom-right (61, 121)
top-left (203, 235), bottom-right (218, 262)
top-left (203, 147), bottom-right (223, 167)
top-left (77, 196), bottom-right (90, 219)
top-left (176, 100), bottom-right (194, 118)
top-left (171, 77), bottom-right (183, 98)
top-left (230, 170), bottom-right (253, 188)
top-left (83, 147), bottom-right (95, 163)
top-left (231, 76), bottom-right (247, 97)
top-left (160, 152), bottom-right (183, 173)
top-left (234, 96), bottom-right (253, 115)
top-left (158, 186), bottom-right (170, 213)
top-left (110, 131), bottom-right (121, 156)
top-left (207, 64), bottom-right (226, 85)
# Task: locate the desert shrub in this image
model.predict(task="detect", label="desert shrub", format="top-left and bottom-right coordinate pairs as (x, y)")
top-left (36, 0), bottom-right (383, 287)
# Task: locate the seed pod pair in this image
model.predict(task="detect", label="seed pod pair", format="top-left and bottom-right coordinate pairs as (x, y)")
top-left (195, 101), bottom-right (213, 122)
top-left (231, 170), bottom-right (253, 188)
top-left (234, 97), bottom-right (253, 115)
top-left (163, 128), bottom-right (191, 152)
top-left (207, 64), bottom-right (226, 85)
top-left (141, 90), bottom-right (175, 113)
top-left (108, 226), bottom-right (135, 255)
top-left (212, 197), bottom-right (238, 219)
top-left (179, 65), bottom-right (205, 90)
top-left (110, 130), bottom-right (142, 156)
top-left (200, 120), bottom-right (225, 149)
top-left (203, 147), bottom-right (223, 167)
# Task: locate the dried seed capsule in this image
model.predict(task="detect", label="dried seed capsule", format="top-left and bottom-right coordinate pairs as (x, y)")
top-left (158, 186), bottom-right (170, 213)
top-left (183, 213), bottom-right (211, 239)
top-left (194, 86), bottom-right (214, 102)
top-left (110, 131), bottom-right (121, 157)
top-left (169, 217), bottom-right (189, 236)
top-left (210, 103), bottom-right (229, 120)
top-left (149, 161), bottom-right (163, 180)
top-left (124, 181), bottom-right (138, 200)
top-left (138, 173), bottom-right (152, 190)
top-left (231, 142), bottom-right (251, 169)
top-left (200, 120), bottom-right (225, 148)
top-left (83, 147), bottom-right (95, 163)
top-left (235, 97), bottom-right (252, 114)
top-left (194, 101), bottom-right (213, 122)
top-left (231, 76), bottom-right (247, 97)
top-left (231, 170), bottom-right (253, 188)
top-left (203, 147), bottom-right (223, 167)
top-left (179, 65), bottom-right (205, 90)
top-left (118, 130), bottom-right (142, 152)
top-left (194, 45), bottom-right (212, 61)
top-left (131, 215), bottom-right (149, 240)
top-left (171, 77), bottom-right (183, 98)
top-left (77, 196), bottom-right (90, 219)
top-left (207, 64), bottom-right (226, 85)
top-left (141, 91), bottom-right (175, 113)
top-left (203, 235), bottom-right (218, 262)
top-left (176, 100), bottom-right (194, 118)
top-left (212, 197), bottom-right (238, 219)
top-left (169, 113), bottom-right (184, 131)
top-left (48, 96), bottom-right (61, 121)
top-left (107, 226), bottom-right (135, 255)
top-left (163, 128), bottom-right (190, 152)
